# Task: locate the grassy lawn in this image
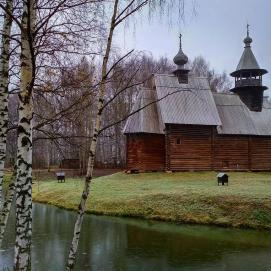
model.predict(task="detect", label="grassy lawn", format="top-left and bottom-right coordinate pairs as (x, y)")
top-left (32, 171), bottom-right (271, 230)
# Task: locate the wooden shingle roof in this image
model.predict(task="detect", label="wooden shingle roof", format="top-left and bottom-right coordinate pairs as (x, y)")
top-left (154, 74), bottom-right (221, 126)
top-left (123, 88), bottom-right (165, 134)
top-left (214, 93), bottom-right (271, 136)
top-left (124, 74), bottom-right (271, 136)
top-left (236, 46), bottom-right (260, 71)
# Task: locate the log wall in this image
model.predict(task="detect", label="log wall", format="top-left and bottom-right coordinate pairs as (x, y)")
top-left (213, 134), bottom-right (249, 170)
top-left (251, 137), bottom-right (271, 170)
top-left (126, 126), bottom-right (271, 171)
top-left (166, 125), bottom-right (212, 171)
top-left (126, 134), bottom-right (165, 171)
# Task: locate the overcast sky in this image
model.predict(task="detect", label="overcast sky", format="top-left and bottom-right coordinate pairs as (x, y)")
top-left (116, 0), bottom-right (271, 95)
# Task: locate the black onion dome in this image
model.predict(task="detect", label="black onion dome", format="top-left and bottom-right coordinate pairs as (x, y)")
top-left (244, 35), bottom-right (253, 46)
top-left (173, 34), bottom-right (188, 67)
top-left (243, 23), bottom-right (253, 47)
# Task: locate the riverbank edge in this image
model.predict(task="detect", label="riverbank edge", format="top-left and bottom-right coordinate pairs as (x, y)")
top-left (32, 197), bottom-right (271, 231)
top-left (32, 171), bottom-right (271, 231)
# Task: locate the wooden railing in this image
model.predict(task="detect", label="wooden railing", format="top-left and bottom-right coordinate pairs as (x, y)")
top-left (235, 78), bottom-right (261, 87)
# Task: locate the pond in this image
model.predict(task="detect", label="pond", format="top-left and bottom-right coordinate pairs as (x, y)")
top-left (1, 203), bottom-right (271, 271)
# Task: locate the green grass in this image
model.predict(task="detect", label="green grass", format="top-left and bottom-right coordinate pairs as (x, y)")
top-left (2, 172), bottom-right (12, 192)
top-left (32, 171), bottom-right (271, 230)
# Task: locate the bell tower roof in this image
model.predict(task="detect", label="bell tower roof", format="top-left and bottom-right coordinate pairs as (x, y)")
top-left (230, 25), bottom-right (268, 112)
top-left (231, 25), bottom-right (267, 77)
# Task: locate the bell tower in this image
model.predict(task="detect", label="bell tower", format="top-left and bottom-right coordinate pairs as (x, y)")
top-left (230, 25), bottom-right (268, 112)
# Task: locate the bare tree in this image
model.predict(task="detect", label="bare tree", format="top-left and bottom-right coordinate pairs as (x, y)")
top-left (14, 0), bottom-right (36, 268)
top-left (0, 0), bottom-right (104, 268)
top-left (191, 55), bottom-right (232, 92)
top-left (0, 0), bottom-right (188, 269)
top-left (0, 96), bottom-right (18, 247)
top-left (66, 0), bottom-right (187, 269)
top-left (0, 0), bottom-right (13, 206)
top-left (66, 0), bottom-right (120, 268)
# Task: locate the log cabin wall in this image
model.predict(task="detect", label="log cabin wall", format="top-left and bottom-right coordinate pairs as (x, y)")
top-left (250, 137), bottom-right (271, 170)
top-left (165, 125), bottom-right (271, 171)
top-left (166, 124), bottom-right (213, 171)
top-left (212, 133), bottom-right (249, 170)
top-left (213, 134), bottom-right (271, 171)
top-left (126, 134), bottom-right (165, 171)
top-left (126, 127), bottom-right (271, 172)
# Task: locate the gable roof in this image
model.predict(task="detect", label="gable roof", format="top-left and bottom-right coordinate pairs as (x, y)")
top-left (154, 74), bottom-right (222, 126)
top-left (214, 93), bottom-right (271, 136)
top-left (124, 74), bottom-right (271, 136)
top-left (249, 97), bottom-right (271, 135)
top-left (214, 94), bottom-right (257, 135)
top-left (123, 88), bottom-right (165, 134)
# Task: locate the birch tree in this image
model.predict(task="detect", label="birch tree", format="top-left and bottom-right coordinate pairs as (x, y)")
top-left (13, 1), bottom-right (103, 268)
top-left (66, 0), bottom-right (129, 268)
top-left (66, 0), bottom-right (188, 269)
top-left (0, 96), bottom-right (18, 247)
top-left (14, 0), bottom-right (36, 269)
top-left (0, 0), bottom-right (13, 206)
top-left (0, 0), bottom-right (188, 269)
top-left (191, 55), bottom-right (232, 92)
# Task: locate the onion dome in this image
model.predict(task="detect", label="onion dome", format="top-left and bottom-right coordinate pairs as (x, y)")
top-left (243, 25), bottom-right (253, 46)
top-left (173, 34), bottom-right (190, 84)
top-left (173, 34), bottom-right (188, 68)
top-left (243, 35), bottom-right (252, 47)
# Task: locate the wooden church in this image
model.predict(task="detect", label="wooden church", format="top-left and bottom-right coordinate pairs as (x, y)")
top-left (124, 28), bottom-right (271, 171)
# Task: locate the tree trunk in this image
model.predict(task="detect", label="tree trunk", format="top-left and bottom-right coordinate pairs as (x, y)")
top-left (14, 0), bottom-right (35, 269)
top-left (0, 0), bottom-right (13, 207)
top-left (0, 164), bottom-right (17, 247)
top-left (66, 0), bottom-right (119, 270)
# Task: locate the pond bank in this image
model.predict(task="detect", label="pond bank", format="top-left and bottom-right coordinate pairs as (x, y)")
top-left (32, 171), bottom-right (271, 230)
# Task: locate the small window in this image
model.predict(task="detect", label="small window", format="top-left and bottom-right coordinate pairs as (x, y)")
top-left (176, 138), bottom-right (181, 145)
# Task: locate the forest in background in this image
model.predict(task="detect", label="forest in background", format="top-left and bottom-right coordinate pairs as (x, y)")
top-left (6, 53), bottom-right (232, 171)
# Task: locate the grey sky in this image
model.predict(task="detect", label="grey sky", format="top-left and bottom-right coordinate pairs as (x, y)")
top-left (116, 0), bottom-right (271, 95)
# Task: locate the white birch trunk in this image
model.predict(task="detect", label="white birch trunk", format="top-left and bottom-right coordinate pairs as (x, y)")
top-left (0, 164), bottom-right (16, 247)
top-left (0, 0), bottom-right (13, 207)
top-left (66, 1), bottom-right (119, 269)
top-left (14, 0), bottom-right (35, 269)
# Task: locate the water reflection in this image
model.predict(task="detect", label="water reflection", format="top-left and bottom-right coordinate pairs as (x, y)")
top-left (1, 203), bottom-right (271, 271)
